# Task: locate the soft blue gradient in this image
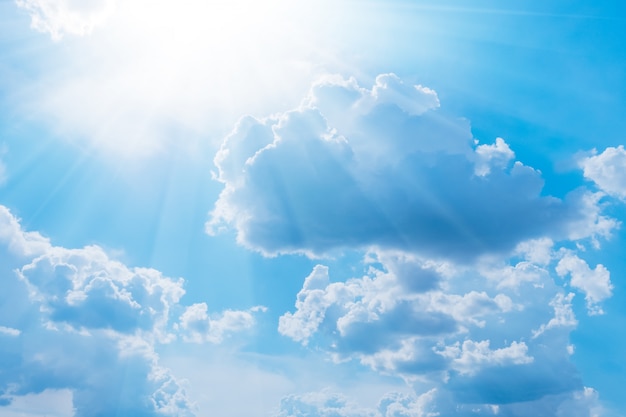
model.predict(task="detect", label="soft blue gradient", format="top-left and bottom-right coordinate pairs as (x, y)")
top-left (1, 1), bottom-right (626, 416)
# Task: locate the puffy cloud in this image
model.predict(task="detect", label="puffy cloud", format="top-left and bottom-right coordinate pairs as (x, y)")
top-left (532, 293), bottom-right (578, 338)
top-left (17, 245), bottom-right (185, 340)
top-left (436, 340), bottom-right (533, 376)
top-left (556, 253), bottom-right (613, 315)
top-left (209, 74), bottom-right (614, 260)
top-left (514, 237), bottom-right (554, 266)
top-left (278, 265), bottom-right (333, 345)
top-left (0, 326), bottom-right (21, 337)
top-left (278, 258), bottom-right (517, 357)
top-left (279, 257), bottom-right (529, 373)
top-left (580, 145), bottom-right (626, 200)
top-left (277, 242), bottom-right (604, 414)
top-left (474, 137), bottom-right (515, 176)
top-left (562, 190), bottom-right (619, 247)
top-left (0, 205), bottom-right (260, 416)
top-left (177, 303), bottom-right (266, 344)
top-left (15, 0), bottom-right (116, 40)
top-left (0, 205), bottom-right (50, 258)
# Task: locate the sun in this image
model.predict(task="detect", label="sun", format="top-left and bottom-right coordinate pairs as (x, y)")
top-left (15, 0), bottom-right (352, 156)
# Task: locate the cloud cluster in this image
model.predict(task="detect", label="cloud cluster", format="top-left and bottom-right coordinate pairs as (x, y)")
top-left (0, 205), bottom-right (262, 416)
top-left (208, 73), bottom-right (621, 414)
top-left (277, 245), bottom-right (610, 415)
top-left (209, 74), bottom-right (613, 260)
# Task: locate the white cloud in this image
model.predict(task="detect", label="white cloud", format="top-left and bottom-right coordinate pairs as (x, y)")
top-left (515, 237), bottom-right (554, 266)
top-left (16, 0), bottom-right (116, 40)
top-left (0, 326), bottom-right (21, 337)
top-left (277, 242), bottom-right (599, 412)
top-left (0, 204), bottom-right (260, 416)
top-left (369, 74), bottom-right (440, 116)
top-left (278, 265), bottom-right (333, 345)
top-left (209, 74), bottom-right (615, 260)
top-left (474, 137), bottom-right (515, 176)
top-left (279, 258), bottom-right (514, 356)
top-left (17, 244), bottom-right (186, 341)
top-left (435, 339), bottom-right (533, 376)
top-left (279, 258), bottom-right (525, 376)
top-left (556, 253), bottom-right (613, 315)
top-left (0, 206), bottom-right (50, 258)
top-left (563, 190), bottom-right (619, 247)
top-left (532, 293), bottom-right (578, 338)
top-left (580, 145), bottom-right (626, 200)
top-left (178, 303), bottom-right (265, 344)
top-left (480, 260), bottom-right (550, 290)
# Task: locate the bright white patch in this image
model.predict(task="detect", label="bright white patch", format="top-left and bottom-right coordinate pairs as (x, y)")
top-left (532, 293), bottom-right (577, 338)
top-left (178, 302), bottom-right (265, 344)
top-left (0, 325), bottom-right (21, 336)
top-left (16, 0), bottom-right (332, 155)
top-left (16, 0), bottom-right (116, 40)
top-left (580, 145), bottom-right (626, 200)
top-left (436, 339), bottom-right (533, 376)
top-left (515, 237), bottom-right (554, 266)
top-left (556, 253), bottom-right (613, 315)
top-left (474, 137), bottom-right (515, 176)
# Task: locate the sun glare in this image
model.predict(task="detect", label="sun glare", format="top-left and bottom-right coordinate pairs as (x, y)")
top-left (32, 0), bottom-right (332, 155)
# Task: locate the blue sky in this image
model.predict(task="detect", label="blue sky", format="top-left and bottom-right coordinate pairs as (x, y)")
top-left (1, 0), bottom-right (626, 416)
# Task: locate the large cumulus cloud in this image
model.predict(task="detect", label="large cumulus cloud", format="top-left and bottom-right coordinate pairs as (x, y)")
top-left (0, 205), bottom-right (263, 416)
top-left (208, 74), bottom-right (613, 260)
top-left (209, 73), bottom-right (620, 414)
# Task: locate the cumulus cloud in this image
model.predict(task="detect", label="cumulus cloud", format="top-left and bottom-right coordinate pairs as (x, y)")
top-left (209, 74), bottom-right (614, 260)
top-left (532, 293), bottom-right (577, 338)
top-left (277, 242), bottom-right (605, 414)
top-left (16, 0), bottom-right (116, 40)
top-left (580, 145), bottom-right (626, 200)
top-left (474, 137), bottom-right (515, 176)
top-left (556, 253), bottom-right (613, 315)
top-left (436, 340), bottom-right (533, 376)
top-left (177, 303), bottom-right (265, 344)
top-left (0, 205), bottom-right (260, 416)
top-left (0, 326), bottom-right (21, 337)
top-left (17, 245), bottom-right (186, 340)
